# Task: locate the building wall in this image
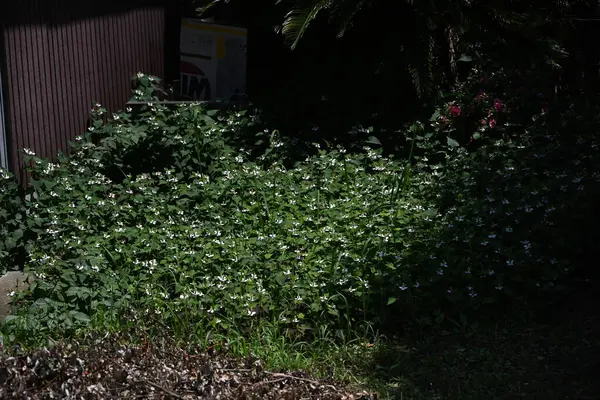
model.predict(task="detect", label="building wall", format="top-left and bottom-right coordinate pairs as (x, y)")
top-left (0, 0), bottom-right (168, 183)
top-left (0, 51), bottom-right (8, 171)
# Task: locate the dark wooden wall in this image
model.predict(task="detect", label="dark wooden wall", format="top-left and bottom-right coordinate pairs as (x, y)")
top-left (0, 0), bottom-right (176, 183)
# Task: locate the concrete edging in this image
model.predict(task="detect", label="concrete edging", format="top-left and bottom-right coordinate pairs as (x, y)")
top-left (0, 271), bottom-right (29, 317)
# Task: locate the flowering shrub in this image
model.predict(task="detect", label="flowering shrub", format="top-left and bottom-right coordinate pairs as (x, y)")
top-left (2, 75), bottom-right (599, 343)
top-left (417, 94), bottom-right (600, 307)
top-left (432, 67), bottom-right (557, 147)
top-left (4, 106), bottom-right (435, 338)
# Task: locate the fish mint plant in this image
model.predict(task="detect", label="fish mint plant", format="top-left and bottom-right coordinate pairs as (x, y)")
top-left (3, 76), bottom-right (599, 345)
top-left (0, 168), bottom-right (31, 273)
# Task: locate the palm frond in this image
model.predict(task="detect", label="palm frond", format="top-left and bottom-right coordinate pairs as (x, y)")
top-left (281, 0), bottom-right (333, 50)
top-left (195, 0), bottom-right (226, 17)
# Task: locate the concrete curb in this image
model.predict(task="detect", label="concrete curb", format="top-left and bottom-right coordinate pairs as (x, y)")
top-left (0, 271), bottom-right (29, 317)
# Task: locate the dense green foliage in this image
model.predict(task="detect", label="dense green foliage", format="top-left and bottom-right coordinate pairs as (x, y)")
top-left (0, 170), bottom-right (29, 274)
top-left (2, 74), bottom-right (599, 346)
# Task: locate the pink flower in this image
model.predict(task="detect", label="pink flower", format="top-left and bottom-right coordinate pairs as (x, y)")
top-left (449, 105), bottom-right (461, 117)
top-left (489, 118), bottom-right (497, 129)
top-left (494, 99), bottom-right (503, 112)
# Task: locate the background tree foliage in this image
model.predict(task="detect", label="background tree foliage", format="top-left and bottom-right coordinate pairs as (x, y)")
top-left (194, 0), bottom-right (591, 146)
top-left (203, 1), bottom-right (585, 90)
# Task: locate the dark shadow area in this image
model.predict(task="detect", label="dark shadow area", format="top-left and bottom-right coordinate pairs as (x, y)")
top-left (364, 283), bottom-right (600, 399)
top-left (201, 0), bottom-right (427, 150)
top-left (210, 0), bottom-right (600, 155)
top-left (356, 90), bottom-right (600, 398)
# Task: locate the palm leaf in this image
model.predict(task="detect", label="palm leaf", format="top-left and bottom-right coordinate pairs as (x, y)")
top-left (281, 0), bottom-right (332, 50)
top-left (195, 0), bottom-right (226, 17)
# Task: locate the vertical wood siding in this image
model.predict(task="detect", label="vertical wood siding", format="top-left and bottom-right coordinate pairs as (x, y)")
top-left (0, 47), bottom-right (8, 171)
top-left (1, 1), bottom-right (166, 183)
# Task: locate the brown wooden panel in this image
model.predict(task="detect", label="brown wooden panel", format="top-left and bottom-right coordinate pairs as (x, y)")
top-left (1, 1), bottom-right (167, 183)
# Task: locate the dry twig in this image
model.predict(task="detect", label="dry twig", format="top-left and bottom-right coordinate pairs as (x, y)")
top-left (144, 379), bottom-right (184, 399)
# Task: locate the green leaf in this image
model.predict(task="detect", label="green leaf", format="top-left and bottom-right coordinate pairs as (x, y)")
top-left (366, 136), bottom-right (382, 146)
top-left (12, 229), bottom-right (23, 241)
top-left (69, 311), bottom-right (90, 323)
top-left (203, 115), bottom-right (216, 126)
top-left (274, 273), bottom-right (286, 285)
top-left (447, 137), bottom-right (460, 148)
top-left (387, 297), bottom-right (397, 305)
top-left (1, 315), bottom-right (18, 325)
top-left (328, 308), bottom-right (339, 316)
top-left (423, 208), bottom-right (438, 217)
top-left (4, 238), bottom-right (16, 251)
